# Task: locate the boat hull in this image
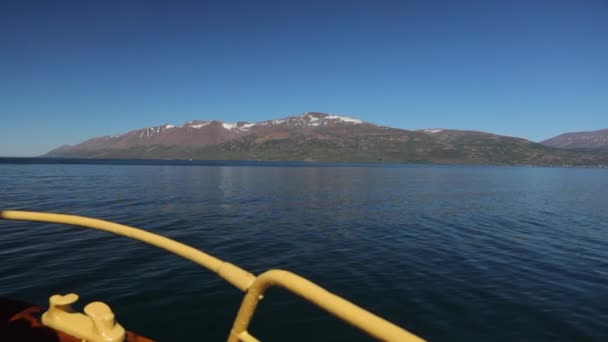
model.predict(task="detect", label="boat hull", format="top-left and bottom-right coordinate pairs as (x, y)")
top-left (0, 298), bottom-right (153, 342)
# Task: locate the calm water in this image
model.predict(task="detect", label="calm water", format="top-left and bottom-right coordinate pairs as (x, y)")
top-left (1, 159), bottom-right (607, 341)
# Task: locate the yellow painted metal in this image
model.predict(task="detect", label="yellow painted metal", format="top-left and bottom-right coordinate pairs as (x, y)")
top-left (42, 293), bottom-right (126, 342)
top-left (0, 210), bottom-right (255, 291)
top-left (0, 210), bottom-right (425, 342)
top-left (237, 331), bottom-right (261, 342)
top-left (228, 270), bottom-right (425, 342)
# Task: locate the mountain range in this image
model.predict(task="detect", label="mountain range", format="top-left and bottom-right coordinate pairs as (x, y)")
top-left (540, 128), bottom-right (608, 149)
top-left (44, 112), bottom-right (608, 166)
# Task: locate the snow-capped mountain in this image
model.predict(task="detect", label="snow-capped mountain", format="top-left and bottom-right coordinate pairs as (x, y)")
top-left (43, 112), bottom-right (608, 166)
top-left (46, 112), bottom-right (376, 153)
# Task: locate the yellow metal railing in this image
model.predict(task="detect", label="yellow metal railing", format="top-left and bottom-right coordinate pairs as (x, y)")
top-left (0, 210), bottom-right (424, 342)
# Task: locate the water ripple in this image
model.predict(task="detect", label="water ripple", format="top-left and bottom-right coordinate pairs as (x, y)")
top-left (1, 162), bottom-right (607, 341)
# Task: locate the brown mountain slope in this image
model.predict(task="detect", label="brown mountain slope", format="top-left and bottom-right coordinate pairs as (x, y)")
top-left (44, 112), bottom-right (381, 156)
top-left (541, 129), bottom-right (608, 149)
top-left (44, 112), bottom-right (608, 166)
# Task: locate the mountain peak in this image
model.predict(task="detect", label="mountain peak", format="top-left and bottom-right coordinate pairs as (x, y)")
top-left (168, 112), bottom-right (367, 132)
top-left (184, 120), bottom-right (211, 129)
top-left (302, 112), bottom-right (364, 124)
top-left (541, 128), bottom-right (608, 148)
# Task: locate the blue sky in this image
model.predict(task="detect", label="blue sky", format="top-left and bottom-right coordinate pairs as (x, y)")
top-left (1, 0), bottom-right (606, 156)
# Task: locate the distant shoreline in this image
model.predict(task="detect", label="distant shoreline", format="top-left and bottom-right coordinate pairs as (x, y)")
top-left (1, 157), bottom-right (606, 169)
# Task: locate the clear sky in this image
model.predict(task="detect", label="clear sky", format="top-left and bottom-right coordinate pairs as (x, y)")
top-left (1, 0), bottom-right (606, 156)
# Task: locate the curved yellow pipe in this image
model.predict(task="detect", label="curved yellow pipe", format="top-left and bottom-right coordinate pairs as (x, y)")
top-left (229, 269), bottom-right (425, 342)
top-left (0, 210), bottom-right (255, 291)
top-left (1, 210), bottom-right (425, 342)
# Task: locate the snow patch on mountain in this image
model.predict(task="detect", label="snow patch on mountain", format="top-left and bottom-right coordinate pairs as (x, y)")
top-left (240, 123), bottom-right (256, 131)
top-left (325, 115), bottom-right (363, 124)
top-left (222, 123), bottom-right (238, 130)
top-left (189, 122), bottom-right (210, 129)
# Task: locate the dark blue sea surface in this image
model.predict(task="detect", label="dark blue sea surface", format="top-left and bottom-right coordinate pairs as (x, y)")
top-left (1, 158), bottom-right (607, 341)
